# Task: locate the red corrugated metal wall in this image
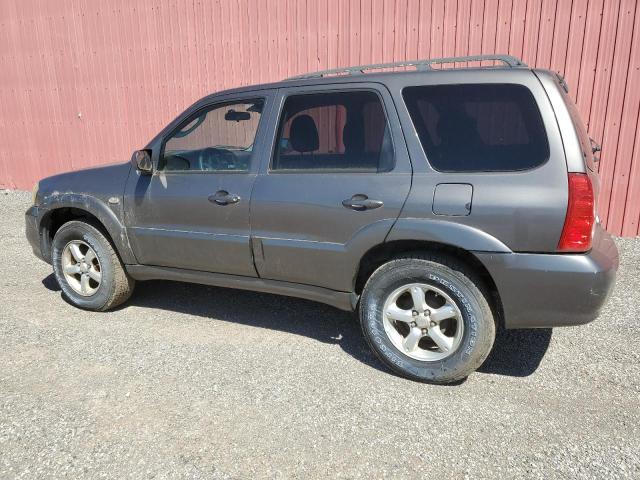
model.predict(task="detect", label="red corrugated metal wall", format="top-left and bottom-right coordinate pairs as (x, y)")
top-left (1, 0), bottom-right (639, 235)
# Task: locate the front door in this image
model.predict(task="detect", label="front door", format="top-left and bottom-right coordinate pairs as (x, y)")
top-left (124, 94), bottom-right (272, 276)
top-left (250, 85), bottom-right (412, 292)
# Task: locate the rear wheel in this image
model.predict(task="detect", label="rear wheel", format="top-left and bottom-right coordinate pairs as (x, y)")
top-left (359, 253), bottom-right (495, 383)
top-left (52, 220), bottom-right (134, 311)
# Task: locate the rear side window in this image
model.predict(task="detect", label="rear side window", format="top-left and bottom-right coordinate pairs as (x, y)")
top-left (403, 84), bottom-right (549, 172)
top-left (272, 91), bottom-right (394, 172)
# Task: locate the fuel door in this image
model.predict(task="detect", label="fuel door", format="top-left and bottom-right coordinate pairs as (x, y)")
top-left (433, 183), bottom-right (473, 216)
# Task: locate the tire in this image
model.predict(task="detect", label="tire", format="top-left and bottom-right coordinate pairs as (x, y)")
top-left (359, 253), bottom-right (495, 384)
top-left (52, 220), bottom-right (135, 311)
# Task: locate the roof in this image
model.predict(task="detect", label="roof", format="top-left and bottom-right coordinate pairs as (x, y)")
top-left (204, 55), bottom-right (530, 98)
top-left (286, 54), bottom-right (527, 80)
top-left (146, 54), bottom-right (535, 151)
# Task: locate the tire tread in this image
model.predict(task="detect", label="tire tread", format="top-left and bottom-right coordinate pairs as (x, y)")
top-left (360, 251), bottom-right (495, 384)
top-left (53, 220), bottom-right (134, 311)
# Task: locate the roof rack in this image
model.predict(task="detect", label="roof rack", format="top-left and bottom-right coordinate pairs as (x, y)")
top-left (287, 54), bottom-right (527, 80)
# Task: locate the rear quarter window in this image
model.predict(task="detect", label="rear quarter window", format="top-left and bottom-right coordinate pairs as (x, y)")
top-left (403, 84), bottom-right (550, 172)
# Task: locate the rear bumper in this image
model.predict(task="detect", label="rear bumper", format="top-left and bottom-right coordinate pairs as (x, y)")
top-left (475, 225), bottom-right (618, 328)
top-left (25, 205), bottom-right (48, 263)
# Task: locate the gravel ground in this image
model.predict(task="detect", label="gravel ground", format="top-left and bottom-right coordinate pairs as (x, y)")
top-left (0, 189), bottom-right (639, 479)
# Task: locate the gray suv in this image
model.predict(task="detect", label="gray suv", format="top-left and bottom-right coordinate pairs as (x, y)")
top-left (25, 55), bottom-right (618, 383)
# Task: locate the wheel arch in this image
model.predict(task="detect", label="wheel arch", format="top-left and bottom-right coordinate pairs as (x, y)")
top-left (39, 195), bottom-right (135, 264)
top-left (354, 239), bottom-right (504, 327)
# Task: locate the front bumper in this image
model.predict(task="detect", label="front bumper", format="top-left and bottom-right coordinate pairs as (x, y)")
top-left (475, 225), bottom-right (618, 328)
top-left (25, 205), bottom-right (47, 263)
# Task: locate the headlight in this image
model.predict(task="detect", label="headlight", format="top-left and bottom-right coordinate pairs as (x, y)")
top-left (31, 182), bottom-right (39, 205)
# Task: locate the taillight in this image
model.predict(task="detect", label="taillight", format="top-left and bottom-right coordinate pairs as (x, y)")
top-left (557, 173), bottom-right (595, 252)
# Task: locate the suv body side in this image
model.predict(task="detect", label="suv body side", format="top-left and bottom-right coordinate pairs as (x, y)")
top-left (25, 67), bottom-right (618, 329)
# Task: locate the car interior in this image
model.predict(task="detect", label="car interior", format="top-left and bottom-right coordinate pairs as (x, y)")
top-left (273, 92), bottom-right (395, 172)
top-left (162, 100), bottom-right (263, 172)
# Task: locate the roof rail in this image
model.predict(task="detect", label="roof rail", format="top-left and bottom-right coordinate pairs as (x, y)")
top-left (287, 54), bottom-right (527, 80)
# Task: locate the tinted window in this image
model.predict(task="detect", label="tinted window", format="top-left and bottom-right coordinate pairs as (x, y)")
top-left (161, 99), bottom-right (264, 172)
top-left (272, 91), bottom-right (394, 172)
top-left (403, 84), bottom-right (549, 172)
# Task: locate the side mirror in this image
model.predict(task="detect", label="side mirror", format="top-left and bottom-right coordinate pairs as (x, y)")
top-left (132, 150), bottom-right (153, 174)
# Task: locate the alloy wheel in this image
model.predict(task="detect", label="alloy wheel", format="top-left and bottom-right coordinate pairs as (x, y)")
top-left (61, 240), bottom-right (102, 296)
top-left (382, 283), bottom-right (464, 361)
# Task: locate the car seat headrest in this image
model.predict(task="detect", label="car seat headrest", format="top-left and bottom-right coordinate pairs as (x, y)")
top-left (289, 114), bottom-right (319, 153)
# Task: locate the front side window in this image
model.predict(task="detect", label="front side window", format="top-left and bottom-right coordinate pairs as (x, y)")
top-left (161, 99), bottom-right (264, 172)
top-left (272, 91), bottom-right (394, 172)
top-left (403, 84), bottom-right (549, 172)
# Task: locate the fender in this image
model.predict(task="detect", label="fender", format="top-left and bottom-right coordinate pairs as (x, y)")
top-left (386, 218), bottom-right (512, 253)
top-left (38, 192), bottom-right (137, 264)
top-left (340, 218), bottom-right (401, 289)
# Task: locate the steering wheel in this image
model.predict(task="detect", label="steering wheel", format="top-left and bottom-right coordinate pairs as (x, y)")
top-left (198, 147), bottom-right (236, 171)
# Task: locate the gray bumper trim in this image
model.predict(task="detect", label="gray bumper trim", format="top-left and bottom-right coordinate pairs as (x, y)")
top-left (25, 205), bottom-right (47, 263)
top-left (475, 226), bottom-right (618, 329)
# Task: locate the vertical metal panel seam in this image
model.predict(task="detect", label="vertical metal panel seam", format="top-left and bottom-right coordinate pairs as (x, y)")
top-left (565, 0), bottom-right (586, 96)
top-left (582, 0), bottom-right (604, 128)
top-left (620, 99), bottom-right (640, 234)
top-left (606, 1), bottom-right (639, 229)
top-left (600, 3), bottom-right (633, 230)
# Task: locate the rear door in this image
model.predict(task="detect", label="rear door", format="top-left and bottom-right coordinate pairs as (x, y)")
top-left (249, 83), bottom-right (412, 292)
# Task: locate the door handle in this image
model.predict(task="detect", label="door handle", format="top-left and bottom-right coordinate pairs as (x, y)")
top-left (342, 194), bottom-right (384, 211)
top-left (208, 190), bottom-right (241, 206)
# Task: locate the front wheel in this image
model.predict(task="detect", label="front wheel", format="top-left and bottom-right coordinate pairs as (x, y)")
top-left (52, 220), bottom-right (135, 311)
top-left (359, 254), bottom-right (495, 383)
